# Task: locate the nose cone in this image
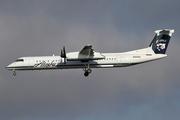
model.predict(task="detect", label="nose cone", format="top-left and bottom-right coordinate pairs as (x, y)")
top-left (6, 62), bottom-right (15, 70)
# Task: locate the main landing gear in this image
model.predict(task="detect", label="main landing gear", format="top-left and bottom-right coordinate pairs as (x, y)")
top-left (84, 68), bottom-right (92, 77)
top-left (83, 64), bottom-right (92, 77)
top-left (13, 70), bottom-right (16, 76)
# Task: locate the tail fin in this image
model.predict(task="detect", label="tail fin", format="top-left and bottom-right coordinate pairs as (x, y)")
top-left (149, 29), bottom-right (174, 54)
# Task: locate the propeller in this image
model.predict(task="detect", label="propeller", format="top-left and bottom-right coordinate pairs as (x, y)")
top-left (60, 46), bottom-right (67, 63)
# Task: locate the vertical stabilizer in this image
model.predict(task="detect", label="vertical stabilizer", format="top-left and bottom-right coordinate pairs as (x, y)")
top-left (149, 29), bottom-right (174, 54)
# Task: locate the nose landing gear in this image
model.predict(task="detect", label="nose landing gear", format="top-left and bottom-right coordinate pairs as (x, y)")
top-left (13, 70), bottom-right (16, 76)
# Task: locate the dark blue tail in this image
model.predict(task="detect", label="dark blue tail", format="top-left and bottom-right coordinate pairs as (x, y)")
top-left (149, 29), bottom-right (174, 54)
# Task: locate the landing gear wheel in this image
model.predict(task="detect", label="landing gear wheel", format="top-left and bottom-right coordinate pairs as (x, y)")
top-left (84, 72), bottom-right (89, 77)
top-left (83, 64), bottom-right (92, 77)
top-left (13, 71), bottom-right (16, 76)
top-left (87, 68), bottom-right (92, 73)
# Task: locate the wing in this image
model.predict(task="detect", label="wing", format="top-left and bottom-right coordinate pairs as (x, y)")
top-left (66, 45), bottom-right (105, 62)
top-left (79, 45), bottom-right (94, 57)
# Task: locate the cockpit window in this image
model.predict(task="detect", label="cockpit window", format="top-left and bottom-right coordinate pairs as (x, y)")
top-left (15, 59), bottom-right (24, 62)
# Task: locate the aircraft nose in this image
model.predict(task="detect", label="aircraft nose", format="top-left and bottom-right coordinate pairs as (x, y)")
top-left (6, 65), bottom-right (11, 70)
top-left (6, 63), bottom-right (15, 70)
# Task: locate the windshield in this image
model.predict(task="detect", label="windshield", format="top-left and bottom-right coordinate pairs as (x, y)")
top-left (15, 59), bottom-right (24, 62)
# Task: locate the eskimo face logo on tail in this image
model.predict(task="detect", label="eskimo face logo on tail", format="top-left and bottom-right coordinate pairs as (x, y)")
top-left (156, 39), bottom-right (166, 51)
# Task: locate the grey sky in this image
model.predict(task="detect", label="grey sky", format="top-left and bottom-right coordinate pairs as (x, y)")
top-left (1, 0), bottom-right (180, 120)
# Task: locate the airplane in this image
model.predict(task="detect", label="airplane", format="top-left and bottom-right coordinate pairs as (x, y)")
top-left (6, 29), bottom-right (174, 77)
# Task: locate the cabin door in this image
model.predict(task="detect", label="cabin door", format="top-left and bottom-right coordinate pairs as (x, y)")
top-left (116, 56), bottom-right (121, 64)
top-left (29, 58), bottom-right (34, 67)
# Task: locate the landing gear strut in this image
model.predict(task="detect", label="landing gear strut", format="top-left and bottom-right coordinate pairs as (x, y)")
top-left (13, 70), bottom-right (16, 76)
top-left (83, 64), bottom-right (92, 77)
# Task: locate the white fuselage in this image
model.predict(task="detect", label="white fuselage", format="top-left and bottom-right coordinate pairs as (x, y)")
top-left (6, 47), bottom-right (167, 71)
top-left (6, 29), bottom-right (174, 77)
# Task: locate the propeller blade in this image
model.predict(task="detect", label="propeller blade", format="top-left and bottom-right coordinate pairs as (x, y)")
top-left (60, 46), bottom-right (66, 58)
top-left (60, 49), bottom-right (64, 58)
top-left (60, 46), bottom-right (67, 64)
top-left (63, 46), bottom-right (66, 58)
